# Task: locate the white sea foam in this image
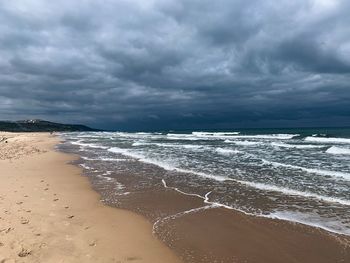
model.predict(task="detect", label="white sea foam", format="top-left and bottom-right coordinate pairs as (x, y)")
top-left (87, 144), bottom-right (108, 149)
top-left (96, 174), bottom-right (115, 182)
top-left (161, 179), bottom-right (247, 213)
top-left (136, 132), bottom-right (162, 135)
top-left (191, 132), bottom-right (243, 140)
top-left (100, 157), bottom-right (129, 161)
top-left (155, 179), bottom-right (219, 234)
top-left (80, 156), bottom-right (96, 160)
top-left (70, 140), bottom-right (84, 145)
top-left (117, 148), bottom-right (350, 205)
top-left (192, 131), bottom-right (240, 136)
top-left (261, 159), bottom-right (350, 181)
top-left (157, 143), bottom-right (205, 150)
top-left (133, 142), bottom-right (208, 151)
top-left (226, 140), bottom-right (262, 146)
top-left (108, 147), bottom-right (144, 159)
top-left (76, 135), bottom-right (104, 139)
top-left (152, 204), bottom-right (216, 234)
top-left (326, 146), bottom-right (350, 155)
top-left (305, 136), bottom-right (350, 144)
top-left (71, 140), bottom-right (108, 149)
top-left (115, 181), bottom-right (125, 190)
top-left (271, 142), bottom-right (325, 149)
top-left (114, 132), bottom-right (163, 140)
top-left (228, 134), bottom-right (298, 140)
top-left (108, 146), bottom-right (350, 191)
top-left (180, 133), bottom-right (298, 140)
top-left (132, 141), bottom-right (149, 146)
top-left (81, 156), bottom-right (128, 161)
top-left (181, 144), bottom-right (206, 150)
top-left (108, 147), bottom-right (229, 181)
top-left (269, 211), bottom-right (350, 236)
top-left (215, 148), bottom-right (240, 155)
top-left (236, 180), bottom-right (350, 206)
top-left (161, 179), bottom-right (206, 199)
top-left (161, 180), bottom-right (350, 236)
top-left (166, 134), bottom-right (203, 141)
top-left (79, 163), bottom-right (92, 170)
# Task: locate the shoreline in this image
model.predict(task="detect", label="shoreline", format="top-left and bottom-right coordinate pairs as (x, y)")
top-left (0, 132), bottom-right (181, 262)
top-left (62, 134), bottom-right (350, 263)
top-left (161, 177), bottom-right (350, 237)
top-left (95, 174), bottom-right (350, 263)
top-left (1, 132), bottom-right (350, 263)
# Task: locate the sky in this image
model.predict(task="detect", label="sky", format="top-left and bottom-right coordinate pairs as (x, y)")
top-left (0, 0), bottom-right (350, 130)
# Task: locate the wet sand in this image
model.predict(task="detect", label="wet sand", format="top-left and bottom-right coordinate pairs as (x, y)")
top-left (0, 132), bottom-right (181, 262)
top-left (77, 157), bottom-right (350, 263)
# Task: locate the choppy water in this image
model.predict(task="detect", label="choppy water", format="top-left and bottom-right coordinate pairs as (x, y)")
top-left (60, 128), bottom-right (350, 236)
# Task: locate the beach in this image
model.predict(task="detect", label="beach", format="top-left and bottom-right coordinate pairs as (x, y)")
top-left (1, 132), bottom-right (350, 263)
top-left (0, 132), bottom-right (181, 262)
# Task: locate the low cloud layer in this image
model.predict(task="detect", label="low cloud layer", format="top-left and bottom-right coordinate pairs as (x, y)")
top-left (1, 0), bottom-right (349, 130)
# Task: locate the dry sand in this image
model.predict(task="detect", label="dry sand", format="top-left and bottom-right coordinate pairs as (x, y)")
top-left (0, 132), bottom-right (181, 263)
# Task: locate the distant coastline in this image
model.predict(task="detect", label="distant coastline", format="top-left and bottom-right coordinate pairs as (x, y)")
top-left (0, 119), bottom-right (99, 132)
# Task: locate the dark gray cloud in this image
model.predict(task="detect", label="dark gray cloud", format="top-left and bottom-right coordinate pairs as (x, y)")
top-left (0, 0), bottom-right (350, 130)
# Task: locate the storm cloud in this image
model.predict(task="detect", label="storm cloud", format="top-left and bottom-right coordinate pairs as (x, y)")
top-left (0, 0), bottom-right (349, 130)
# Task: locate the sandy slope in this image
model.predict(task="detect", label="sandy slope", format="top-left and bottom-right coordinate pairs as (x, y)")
top-left (0, 133), bottom-right (181, 263)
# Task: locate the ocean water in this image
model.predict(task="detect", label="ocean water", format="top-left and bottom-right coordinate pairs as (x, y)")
top-left (60, 128), bottom-right (350, 236)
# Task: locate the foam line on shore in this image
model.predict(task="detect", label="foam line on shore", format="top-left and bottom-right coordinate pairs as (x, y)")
top-left (109, 147), bottom-right (350, 205)
top-left (161, 179), bottom-right (350, 236)
top-left (305, 136), bottom-right (350, 144)
top-left (261, 159), bottom-right (350, 181)
top-left (271, 142), bottom-right (325, 149)
top-left (270, 211), bottom-right (350, 236)
top-left (152, 205), bottom-right (217, 235)
top-left (236, 180), bottom-right (350, 206)
top-left (108, 147), bottom-right (229, 182)
top-left (326, 146), bottom-right (350, 155)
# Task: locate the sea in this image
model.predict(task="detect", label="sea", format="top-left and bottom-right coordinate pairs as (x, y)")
top-left (59, 127), bottom-right (350, 236)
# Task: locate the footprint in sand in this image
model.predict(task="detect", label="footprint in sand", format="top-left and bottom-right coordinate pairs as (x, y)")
top-left (126, 256), bottom-right (142, 261)
top-left (18, 248), bottom-right (32, 257)
top-left (16, 201), bottom-right (23, 205)
top-left (20, 218), bottom-right (29, 225)
top-left (0, 228), bottom-right (14, 234)
top-left (53, 198), bottom-right (59, 202)
top-left (88, 240), bottom-right (97, 247)
top-left (67, 215), bottom-right (74, 219)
